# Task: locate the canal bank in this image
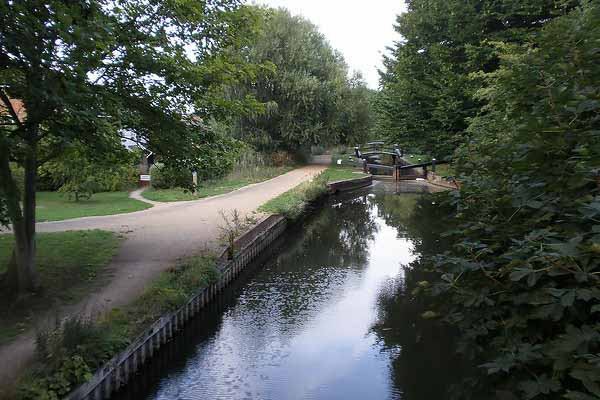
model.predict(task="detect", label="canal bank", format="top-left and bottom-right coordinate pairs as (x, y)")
top-left (108, 180), bottom-right (463, 400)
top-left (60, 173), bottom-right (374, 400)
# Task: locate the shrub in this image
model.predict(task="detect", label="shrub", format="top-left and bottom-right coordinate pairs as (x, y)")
top-left (149, 163), bottom-right (193, 189)
top-left (17, 315), bottom-right (127, 400)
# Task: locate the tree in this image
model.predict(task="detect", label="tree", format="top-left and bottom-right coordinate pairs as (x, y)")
top-left (423, 2), bottom-right (600, 397)
top-left (225, 7), bottom-right (352, 153)
top-left (336, 72), bottom-right (376, 146)
top-left (0, 0), bottom-right (260, 296)
top-left (376, 0), bottom-right (577, 158)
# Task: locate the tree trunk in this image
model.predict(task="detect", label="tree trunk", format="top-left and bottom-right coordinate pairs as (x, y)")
top-left (0, 131), bottom-right (39, 296)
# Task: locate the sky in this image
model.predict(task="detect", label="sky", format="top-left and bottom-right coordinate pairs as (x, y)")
top-left (251, 0), bottom-right (407, 89)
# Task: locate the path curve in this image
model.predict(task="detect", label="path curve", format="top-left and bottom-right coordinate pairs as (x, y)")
top-left (0, 164), bottom-right (326, 394)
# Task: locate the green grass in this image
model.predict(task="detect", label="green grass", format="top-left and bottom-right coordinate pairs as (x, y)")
top-left (259, 166), bottom-right (366, 219)
top-left (402, 153), bottom-right (455, 177)
top-left (109, 256), bottom-right (218, 333)
top-left (143, 166), bottom-right (293, 202)
top-left (15, 256), bottom-right (218, 400)
top-left (434, 163), bottom-right (455, 177)
top-left (36, 191), bottom-right (151, 222)
top-left (0, 230), bottom-right (121, 345)
top-left (321, 166), bottom-right (368, 182)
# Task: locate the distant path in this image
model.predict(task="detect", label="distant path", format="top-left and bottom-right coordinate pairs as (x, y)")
top-left (0, 164), bottom-right (327, 393)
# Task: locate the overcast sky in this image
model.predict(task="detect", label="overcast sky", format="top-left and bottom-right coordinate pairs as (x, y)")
top-left (251, 0), bottom-right (407, 89)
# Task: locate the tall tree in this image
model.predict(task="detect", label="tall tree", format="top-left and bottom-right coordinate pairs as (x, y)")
top-left (376, 0), bottom-right (576, 158)
top-left (336, 72), bottom-right (376, 146)
top-left (0, 0), bottom-right (259, 296)
top-left (421, 2), bottom-right (600, 398)
top-left (225, 7), bottom-right (352, 153)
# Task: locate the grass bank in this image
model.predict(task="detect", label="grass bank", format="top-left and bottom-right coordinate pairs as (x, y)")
top-left (36, 191), bottom-right (151, 222)
top-left (143, 166), bottom-right (293, 202)
top-left (259, 166), bottom-right (367, 219)
top-left (402, 153), bottom-right (455, 177)
top-left (14, 255), bottom-right (218, 400)
top-left (0, 230), bottom-right (121, 345)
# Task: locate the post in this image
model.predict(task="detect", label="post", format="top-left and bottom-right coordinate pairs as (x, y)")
top-left (431, 158), bottom-right (436, 173)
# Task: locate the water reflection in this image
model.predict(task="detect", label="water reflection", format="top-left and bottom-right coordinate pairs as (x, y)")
top-left (372, 190), bottom-right (472, 400)
top-left (114, 182), bottom-right (461, 400)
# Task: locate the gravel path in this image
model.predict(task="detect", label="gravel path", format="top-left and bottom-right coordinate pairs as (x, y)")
top-left (0, 164), bottom-right (326, 393)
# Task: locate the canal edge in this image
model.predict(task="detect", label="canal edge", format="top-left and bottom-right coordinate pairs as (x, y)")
top-left (65, 175), bottom-right (374, 400)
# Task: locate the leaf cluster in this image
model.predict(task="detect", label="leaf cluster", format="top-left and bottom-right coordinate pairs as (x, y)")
top-left (423, 3), bottom-right (600, 398)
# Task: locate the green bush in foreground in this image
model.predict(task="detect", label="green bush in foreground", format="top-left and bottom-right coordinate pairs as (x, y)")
top-left (423, 4), bottom-right (600, 399)
top-left (16, 256), bottom-right (218, 400)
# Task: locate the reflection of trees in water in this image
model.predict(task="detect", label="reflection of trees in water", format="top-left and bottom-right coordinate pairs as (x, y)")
top-left (299, 194), bottom-right (378, 269)
top-left (371, 193), bottom-right (419, 239)
top-left (373, 192), bottom-right (473, 399)
top-left (232, 194), bottom-right (379, 334)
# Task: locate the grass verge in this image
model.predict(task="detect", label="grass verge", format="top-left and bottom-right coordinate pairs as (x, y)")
top-left (36, 191), bottom-right (152, 222)
top-left (401, 153), bottom-right (455, 177)
top-left (0, 230), bottom-right (121, 345)
top-left (143, 166), bottom-right (293, 202)
top-left (259, 166), bottom-right (366, 219)
top-left (14, 256), bottom-right (219, 400)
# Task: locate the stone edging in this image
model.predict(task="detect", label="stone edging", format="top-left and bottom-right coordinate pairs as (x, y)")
top-left (66, 174), bottom-right (374, 400)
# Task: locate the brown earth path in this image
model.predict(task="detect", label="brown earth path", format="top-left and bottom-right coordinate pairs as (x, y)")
top-left (0, 164), bottom-right (326, 395)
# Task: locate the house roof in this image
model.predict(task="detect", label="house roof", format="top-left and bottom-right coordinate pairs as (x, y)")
top-left (0, 98), bottom-right (27, 123)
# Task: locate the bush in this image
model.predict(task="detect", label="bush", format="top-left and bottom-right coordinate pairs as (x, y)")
top-left (17, 315), bottom-right (127, 400)
top-left (149, 163), bottom-right (193, 189)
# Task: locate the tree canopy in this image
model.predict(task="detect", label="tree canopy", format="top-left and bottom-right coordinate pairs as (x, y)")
top-left (393, 1), bottom-right (600, 398)
top-left (225, 7), bottom-right (374, 153)
top-left (376, 0), bottom-right (577, 158)
top-left (0, 0), bottom-right (261, 294)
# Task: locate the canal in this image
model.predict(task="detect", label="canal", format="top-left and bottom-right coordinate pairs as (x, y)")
top-left (114, 181), bottom-right (464, 400)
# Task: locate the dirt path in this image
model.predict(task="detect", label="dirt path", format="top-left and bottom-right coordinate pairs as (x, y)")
top-left (0, 164), bottom-right (326, 393)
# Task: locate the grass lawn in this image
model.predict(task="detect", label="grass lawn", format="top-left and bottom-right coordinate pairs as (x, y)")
top-left (321, 166), bottom-right (368, 182)
top-left (143, 166), bottom-right (293, 202)
top-left (36, 191), bottom-right (152, 222)
top-left (402, 153), bottom-right (455, 177)
top-left (0, 230), bottom-right (121, 345)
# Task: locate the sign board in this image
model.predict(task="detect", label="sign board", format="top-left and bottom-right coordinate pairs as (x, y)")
top-left (140, 174), bottom-right (151, 182)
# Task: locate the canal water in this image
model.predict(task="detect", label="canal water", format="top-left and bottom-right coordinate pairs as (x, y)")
top-left (114, 181), bottom-right (463, 400)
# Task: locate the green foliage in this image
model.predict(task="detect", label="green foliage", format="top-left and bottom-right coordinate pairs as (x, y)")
top-left (144, 167), bottom-right (292, 202)
top-left (0, 0), bottom-right (263, 292)
top-left (259, 174), bottom-right (328, 219)
top-left (17, 315), bottom-right (127, 400)
top-left (16, 256), bottom-right (218, 399)
top-left (0, 230), bottom-right (121, 345)
top-left (149, 163), bottom-right (193, 190)
top-left (336, 72), bottom-right (377, 146)
top-left (258, 167), bottom-right (363, 219)
top-left (376, 0), bottom-right (576, 158)
top-left (420, 3), bottom-right (600, 398)
top-left (225, 7), bottom-right (373, 153)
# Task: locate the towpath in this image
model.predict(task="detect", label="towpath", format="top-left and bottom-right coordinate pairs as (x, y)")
top-left (0, 164), bottom-right (326, 393)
